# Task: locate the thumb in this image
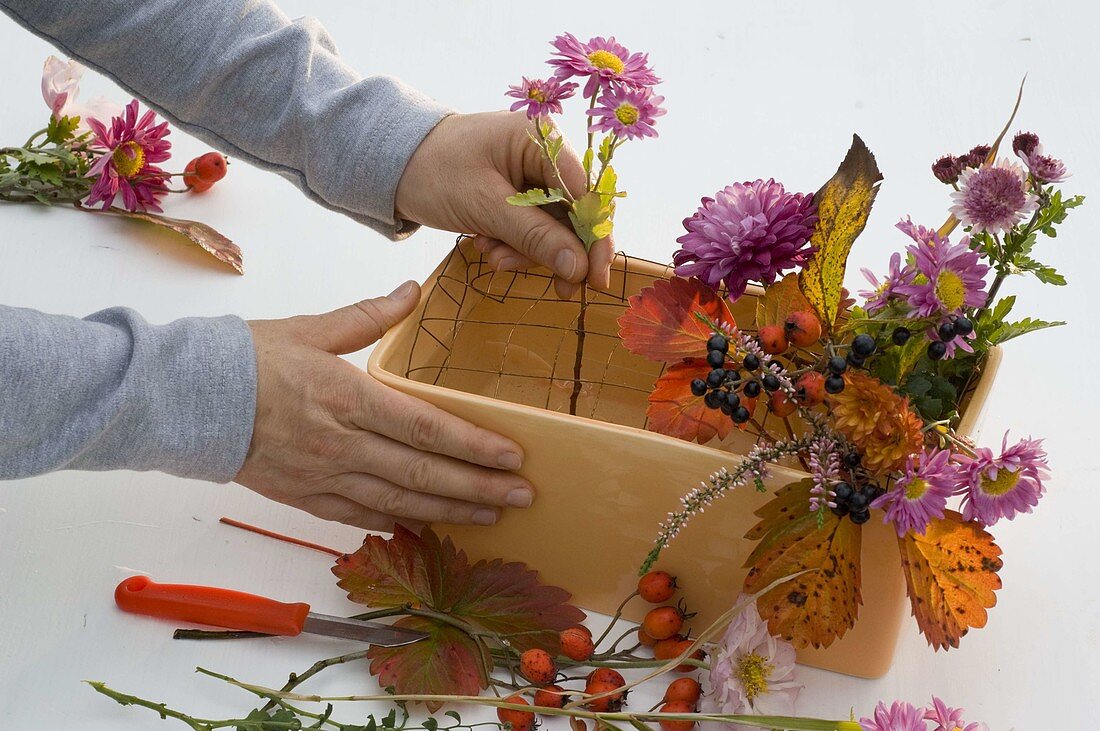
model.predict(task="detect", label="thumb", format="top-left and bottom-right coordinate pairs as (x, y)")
top-left (306, 280), bottom-right (420, 354)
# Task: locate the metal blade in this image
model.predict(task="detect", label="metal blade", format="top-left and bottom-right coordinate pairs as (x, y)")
top-left (302, 613), bottom-right (429, 647)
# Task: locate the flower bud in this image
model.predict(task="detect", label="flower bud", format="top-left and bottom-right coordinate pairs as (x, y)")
top-left (1012, 131), bottom-right (1040, 158)
top-left (963, 144), bottom-right (991, 168)
top-left (931, 155), bottom-right (962, 184)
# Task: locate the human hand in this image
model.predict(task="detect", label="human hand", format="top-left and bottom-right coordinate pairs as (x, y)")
top-left (395, 111), bottom-right (614, 299)
top-left (235, 281), bottom-right (533, 532)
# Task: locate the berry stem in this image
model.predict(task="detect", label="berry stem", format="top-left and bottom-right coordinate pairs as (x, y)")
top-left (592, 590), bottom-right (638, 648)
top-left (218, 516), bottom-right (343, 557)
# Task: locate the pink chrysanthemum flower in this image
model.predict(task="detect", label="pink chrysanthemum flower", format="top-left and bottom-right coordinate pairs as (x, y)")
top-left (1021, 149), bottom-right (1069, 183)
top-left (548, 33), bottom-right (660, 97)
top-left (896, 216), bottom-right (940, 245)
top-left (505, 77), bottom-right (577, 119)
top-left (586, 85), bottom-right (665, 140)
top-left (861, 701), bottom-right (928, 731)
top-left (925, 697), bottom-right (985, 731)
top-left (859, 252), bottom-right (913, 314)
top-left (673, 180), bottom-right (818, 300)
top-left (950, 158), bottom-right (1039, 234)
top-left (894, 235), bottom-right (989, 317)
top-left (85, 99), bottom-right (171, 212)
top-left (958, 432), bottom-right (1049, 525)
top-left (872, 449), bottom-right (960, 537)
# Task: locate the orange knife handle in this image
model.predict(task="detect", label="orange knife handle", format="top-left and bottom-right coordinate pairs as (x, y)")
top-left (114, 576), bottom-right (310, 636)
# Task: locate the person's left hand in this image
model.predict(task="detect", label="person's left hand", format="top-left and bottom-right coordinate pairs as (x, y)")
top-left (395, 111), bottom-right (614, 299)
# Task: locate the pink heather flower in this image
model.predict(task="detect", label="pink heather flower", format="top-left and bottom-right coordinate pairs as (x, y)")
top-left (586, 85), bottom-right (665, 140)
top-left (860, 252), bottom-right (913, 314)
top-left (505, 77), bottom-right (577, 119)
top-left (959, 432), bottom-right (1049, 525)
top-left (1021, 149), bottom-right (1069, 183)
top-left (673, 180), bottom-right (818, 300)
top-left (950, 158), bottom-right (1039, 234)
top-left (924, 697), bottom-right (985, 731)
top-left (548, 33), bottom-right (660, 97)
top-left (872, 449), bottom-right (960, 537)
top-left (40, 56), bottom-right (121, 130)
top-left (894, 235), bottom-right (989, 317)
top-left (704, 594), bottom-right (801, 724)
top-left (85, 99), bottom-right (172, 213)
top-left (860, 701), bottom-right (927, 731)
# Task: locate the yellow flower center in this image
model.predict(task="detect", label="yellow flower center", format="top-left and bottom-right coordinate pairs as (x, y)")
top-left (735, 652), bottom-right (773, 702)
top-left (587, 49), bottom-right (625, 74)
top-left (615, 103), bottom-right (640, 126)
top-left (981, 468), bottom-right (1020, 496)
top-left (527, 87), bottom-right (547, 102)
top-left (904, 477), bottom-right (929, 500)
top-left (935, 270), bottom-right (966, 311)
top-left (111, 141), bottom-right (145, 178)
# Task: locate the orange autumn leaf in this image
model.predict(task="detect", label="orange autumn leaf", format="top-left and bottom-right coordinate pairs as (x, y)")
top-left (619, 276), bottom-right (735, 362)
top-left (743, 480), bottom-right (862, 649)
top-left (755, 274), bottom-right (813, 329)
top-left (898, 510), bottom-right (1003, 650)
top-left (646, 359), bottom-right (735, 444)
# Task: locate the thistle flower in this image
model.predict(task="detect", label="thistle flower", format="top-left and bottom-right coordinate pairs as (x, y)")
top-left (586, 85), bottom-right (665, 140)
top-left (860, 701), bottom-right (927, 731)
top-left (931, 155), bottom-right (963, 185)
top-left (1012, 131), bottom-right (1040, 158)
top-left (872, 449), bottom-right (960, 537)
top-left (859, 252), bottom-right (913, 314)
top-left (1021, 149), bottom-right (1069, 183)
top-left (958, 432), bottom-right (1049, 525)
top-left (85, 99), bottom-right (172, 213)
top-left (548, 33), bottom-right (660, 97)
top-left (949, 158), bottom-right (1039, 235)
top-left (924, 696), bottom-right (986, 731)
top-left (673, 180), bottom-right (818, 300)
top-left (505, 77), bottom-right (578, 119)
top-left (894, 234), bottom-right (989, 317)
top-left (830, 372), bottom-right (925, 475)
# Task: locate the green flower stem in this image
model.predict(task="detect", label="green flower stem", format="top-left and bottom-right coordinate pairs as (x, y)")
top-left (259, 649), bottom-right (373, 715)
top-left (533, 123), bottom-right (575, 204)
top-left (23, 127), bottom-right (48, 148)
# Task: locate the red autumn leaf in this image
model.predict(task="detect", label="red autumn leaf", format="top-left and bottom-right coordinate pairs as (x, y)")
top-left (898, 510), bottom-right (1003, 650)
top-left (646, 359), bottom-right (734, 444)
top-left (618, 276), bottom-right (735, 362)
top-left (332, 526), bottom-right (585, 701)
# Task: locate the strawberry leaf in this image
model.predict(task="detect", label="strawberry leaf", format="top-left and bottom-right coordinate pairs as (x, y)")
top-left (619, 277), bottom-right (736, 362)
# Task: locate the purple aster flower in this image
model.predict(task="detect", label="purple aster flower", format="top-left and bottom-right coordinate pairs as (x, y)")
top-left (931, 155), bottom-right (963, 185)
top-left (1012, 131), bottom-right (1040, 157)
top-left (673, 180), bottom-right (818, 300)
top-left (958, 432), bottom-right (1049, 525)
top-left (548, 33), bottom-right (660, 97)
top-left (586, 85), bottom-right (665, 140)
top-left (894, 234), bottom-right (989, 317)
top-left (872, 449), bottom-right (961, 537)
top-left (860, 252), bottom-right (914, 314)
top-left (950, 158), bottom-right (1039, 234)
top-left (1021, 149), bottom-right (1069, 183)
top-left (860, 700), bottom-right (927, 731)
top-left (505, 77), bottom-right (578, 119)
top-left (925, 697), bottom-right (985, 731)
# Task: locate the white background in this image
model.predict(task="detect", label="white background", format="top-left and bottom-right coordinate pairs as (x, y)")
top-left (2, 1), bottom-right (1097, 727)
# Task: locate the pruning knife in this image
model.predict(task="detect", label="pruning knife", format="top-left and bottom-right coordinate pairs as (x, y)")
top-left (114, 576), bottom-right (428, 647)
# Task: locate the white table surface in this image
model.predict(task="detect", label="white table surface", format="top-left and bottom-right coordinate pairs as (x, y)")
top-left (2, 1), bottom-right (1097, 727)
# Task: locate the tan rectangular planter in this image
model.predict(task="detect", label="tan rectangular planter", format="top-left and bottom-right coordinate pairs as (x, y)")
top-left (368, 239), bottom-right (1001, 678)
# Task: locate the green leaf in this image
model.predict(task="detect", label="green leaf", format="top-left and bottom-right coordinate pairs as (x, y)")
top-left (597, 135), bottom-right (614, 165)
top-left (902, 372), bottom-right (956, 421)
top-left (1015, 256), bottom-right (1066, 285)
top-left (990, 317), bottom-right (1065, 344)
top-left (506, 187), bottom-right (567, 207)
top-left (568, 190), bottom-right (614, 249)
top-left (46, 115), bottom-right (81, 144)
top-left (582, 148), bottom-right (594, 180)
top-left (236, 707), bottom-right (301, 730)
top-left (595, 164), bottom-right (618, 196)
top-left (545, 134), bottom-right (564, 166)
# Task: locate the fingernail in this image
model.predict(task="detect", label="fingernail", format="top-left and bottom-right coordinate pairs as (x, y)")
top-left (473, 509), bottom-right (498, 525)
top-left (498, 451), bottom-right (523, 470)
top-left (555, 250), bottom-right (578, 280)
top-left (496, 257), bottom-right (520, 272)
top-left (506, 488), bottom-right (533, 508)
top-left (388, 280), bottom-right (417, 299)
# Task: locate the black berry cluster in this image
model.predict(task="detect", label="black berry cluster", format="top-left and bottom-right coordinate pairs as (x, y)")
top-left (829, 452), bottom-right (884, 524)
top-left (845, 332), bottom-right (877, 370)
top-left (690, 333), bottom-right (773, 425)
top-left (927, 315), bottom-right (972, 361)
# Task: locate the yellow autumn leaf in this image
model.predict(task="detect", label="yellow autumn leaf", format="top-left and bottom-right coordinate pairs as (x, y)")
top-left (799, 135), bottom-right (882, 327)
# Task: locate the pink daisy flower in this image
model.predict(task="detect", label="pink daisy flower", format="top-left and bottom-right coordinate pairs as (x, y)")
top-left (872, 449), bottom-right (961, 537)
top-left (959, 432), bottom-right (1049, 525)
top-left (548, 33), bottom-right (660, 97)
top-left (894, 235), bottom-right (989, 317)
top-left (586, 85), bottom-right (665, 140)
top-left (859, 252), bottom-right (913, 314)
top-left (1021, 149), bottom-right (1069, 184)
top-left (505, 77), bottom-right (577, 119)
top-left (85, 99), bottom-right (171, 213)
top-left (950, 158), bottom-right (1039, 234)
top-left (924, 697), bottom-right (985, 731)
top-left (860, 701), bottom-right (927, 731)
top-left (673, 179), bottom-right (817, 300)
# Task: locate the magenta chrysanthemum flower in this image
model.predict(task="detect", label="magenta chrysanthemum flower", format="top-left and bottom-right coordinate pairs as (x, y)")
top-left (894, 235), bottom-right (989, 317)
top-left (860, 701), bottom-right (927, 731)
top-left (959, 432), bottom-right (1049, 525)
top-left (949, 158), bottom-right (1039, 234)
top-left (1021, 149), bottom-right (1069, 183)
top-left (85, 99), bottom-right (171, 212)
top-left (872, 449), bottom-right (960, 537)
top-left (924, 697), bottom-right (984, 731)
top-left (505, 77), bottom-right (577, 119)
top-left (673, 180), bottom-right (818, 300)
top-left (859, 252), bottom-right (913, 314)
top-left (586, 85), bottom-right (665, 140)
top-left (548, 33), bottom-right (660, 97)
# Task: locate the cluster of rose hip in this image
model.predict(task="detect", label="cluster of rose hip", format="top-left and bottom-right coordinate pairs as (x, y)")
top-left (497, 570), bottom-right (702, 731)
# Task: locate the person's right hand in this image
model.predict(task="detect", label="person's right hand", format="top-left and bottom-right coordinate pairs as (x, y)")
top-left (235, 281), bottom-right (534, 532)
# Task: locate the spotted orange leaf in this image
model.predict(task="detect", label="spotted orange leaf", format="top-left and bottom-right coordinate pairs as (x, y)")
top-left (619, 276), bottom-right (735, 362)
top-left (646, 359), bottom-right (738, 444)
top-left (898, 510), bottom-right (1003, 650)
top-left (743, 480), bottom-right (862, 649)
top-left (756, 274), bottom-right (813, 329)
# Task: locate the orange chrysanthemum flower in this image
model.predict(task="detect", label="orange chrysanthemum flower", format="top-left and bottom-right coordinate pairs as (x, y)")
top-left (830, 372), bottom-right (925, 474)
